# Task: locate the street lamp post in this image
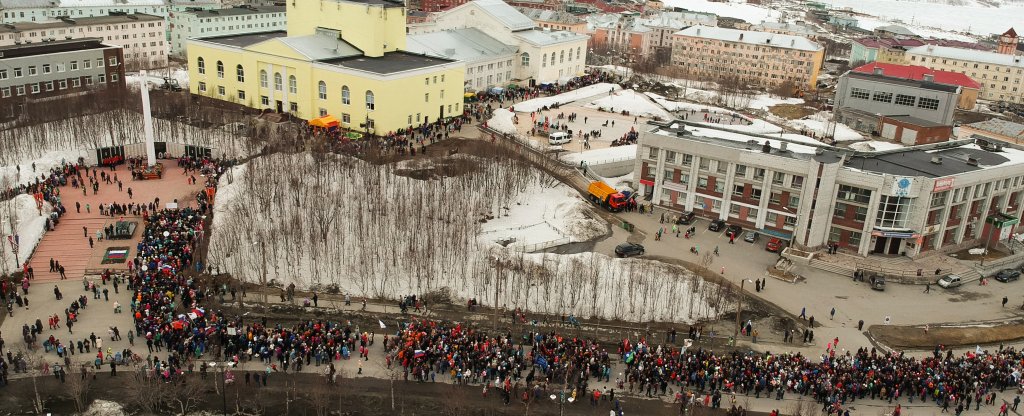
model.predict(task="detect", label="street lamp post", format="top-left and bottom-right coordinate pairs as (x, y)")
top-left (733, 279), bottom-right (753, 342)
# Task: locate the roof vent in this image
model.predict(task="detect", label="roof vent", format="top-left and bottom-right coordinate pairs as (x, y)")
top-left (791, 39), bottom-right (795, 47)
top-left (696, 28), bottom-right (700, 35)
top-left (779, 141), bottom-right (788, 152)
top-left (923, 73), bottom-right (934, 82)
top-left (739, 33), bottom-right (744, 41)
top-left (930, 156), bottom-right (942, 164)
top-left (966, 157), bottom-right (979, 166)
top-left (815, 148), bottom-right (824, 155)
top-left (873, 66), bottom-right (883, 75)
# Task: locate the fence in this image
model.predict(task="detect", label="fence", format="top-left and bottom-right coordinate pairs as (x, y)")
top-left (515, 237), bottom-right (572, 253)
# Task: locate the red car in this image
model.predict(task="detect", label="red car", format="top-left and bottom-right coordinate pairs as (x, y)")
top-left (766, 238), bottom-right (784, 253)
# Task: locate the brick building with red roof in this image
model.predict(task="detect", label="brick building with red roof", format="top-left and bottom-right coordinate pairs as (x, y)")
top-left (851, 62), bottom-right (981, 110)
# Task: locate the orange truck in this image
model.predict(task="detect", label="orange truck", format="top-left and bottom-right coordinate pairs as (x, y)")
top-left (587, 181), bottom-right (627, 212)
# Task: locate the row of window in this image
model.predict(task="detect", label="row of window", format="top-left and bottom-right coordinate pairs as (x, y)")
top-left (465, 59), bottom-right (514, 75)
top-left (848, 87), bottom-right (940, 110)
top-left (0, 57), bottom-right (116, 80)
top-left (662, 188), bottom-right (799, 228)
top-left (0, 75), bottom-right (112, 98)
top-left (519, 47), bottom-right (582, 68)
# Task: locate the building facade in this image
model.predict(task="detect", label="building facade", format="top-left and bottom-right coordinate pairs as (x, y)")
top-left (169, 5), bottom-right (285, 57)
top-left (905, 45), bottom-right (1024, 103)
top-left (835, 69), bottom-right (959, 142)
top-left (0, 38), bottom-right (126, 117)
top-left (849, 62), bottom-right (980, 110)
top-left (409, 0), bottom-right (588, 85)
top-left (0, 13), bottom-right (167, 69)
top-left (406, 28), bottom-right (516, 92)
top-left (958, 119), bottom-right (1024, 146)
top-left (634, 121), bottom-right (1024, 257)
top-left (0, 0), bottom-right (169, 23)
top-left (187, 0), bottom-right (465, 134)
top-left (671, 26), bottom-right (824, 91)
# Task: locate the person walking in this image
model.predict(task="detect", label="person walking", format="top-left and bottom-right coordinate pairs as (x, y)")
top-left (799, 307), bottom-right (806, 319)
top-left (1003, 296), bottom-right (1009, 307)
top-left (924, 283), bottom-right (930, 293)
top-left (830, 307), bottom-right (836, 320)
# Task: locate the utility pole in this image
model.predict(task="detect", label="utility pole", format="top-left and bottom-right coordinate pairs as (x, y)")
top-left (733, 279), bottom-right (752, 344)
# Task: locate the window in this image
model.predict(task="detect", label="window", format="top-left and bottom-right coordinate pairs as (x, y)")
top-left (424, 93), bottom-right (429, 102)
top-left (42, 64), bottom-right (50, 74)
top-left (829, 227), bottom-right (842, 243)
top-left (716, 161), bottom-right (728, 174)
top-left (198, 81), bottom-right (206, 92)
top-left (236, 65), bottom-right (244, 82)
top-left (729, 204), bottom-right (741, 215)
top-left (848, 231), bottom-right (862, 246)
top-left (697, 176), bottom-right (709, 189)
top-left (341, 86), bottom-right (350, 104)
top-left (216, 60), bottom-right (224, 78)
top-left (542, 53), bottom-right (546, 67)
top-left (930, 191), bottom-right (948, 208)
top-left (791, 175), bottom-right (804, 189)
top-left (772, 172), bottom-right (785, 185)
top-left (664, 151), bottom-right (676, 163)
top-left (319, 108), bottom-right (328, 117)
top-left (342, 113), bottom-right (350, 124)
top-left (365, 90), bottom-right (374, 110)
top-left (44, 81), bottom-right (53, 91)
top-left (217, 85), bottom-right (225, 96)
top-left (72, 79), bottom-right (80, 87)
top-left (259, 70), bottom-right (268, 88)
top-left (273, 73), bottom-right (282, 91)
top-left (753, 168), bottom-right (765, 180)
top-left (70, 61), bottom-right (78, 71)
top-left (197, 57), bottom-right (205, 74)
top-left (918, 97), bottom-right (939, 110)
top-left (110, 74), bottom-right (118, 82)
top-left (238, 90), bottom-right (245, 100)
top-left (788, 195), bottom-right (800, 208)
top-left (681, 154), bottom-right (693, 166)
top-left (735, 164), bottom-right (747, 177)
top-left (850, 87), bottom-right (870, 100)
top-left (58, 80), bottom-right (67, 89)
top-left (28, 66), bottom-right (37, 76)
top-left (318, 80), bottom-right (327, 99)
top-left (289, 75), bottom-right (297, 94)
top-left (108, 57), bottom-right (117, 66)
top-left (894, 94), bottom-right (915, 106)
top-left (261, 95), bottom-right (269, 106)
top-left (733, 185), bottom-right (745, 197)
top-left (714, 180), bottom-right (724, 194)
top-left (751, 188), bottom-right (762, 200)
top-left (769, 192), bottom-right (781, 204)
top-left (699, 158), bottom-right (710, 170)
top-left (872, 91), bottom-right (892, 103)
top-left (290, 102), bottom-right (298, 112)
top-left (13, 68), bottom-right (21, 77)
top-left (0, 69), bottom-right (5, 80)
top-left (855, 206), bottom-right (868, 222)
top-left (31, 84), bottom-right (39, 94)
top-left (876, 196), bottom-right (914, 228)
top-left (834, 203), bottom-right (847, 218)
top-left (837, 184), bottom-right (871, 204)
top-left (0, 87), bottom-right (8, 98)
top-left (57, 63), bottom-right (65, 72)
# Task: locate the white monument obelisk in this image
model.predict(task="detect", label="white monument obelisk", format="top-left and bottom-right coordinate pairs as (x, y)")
top-left (139, 70), bottom-right (157, 167)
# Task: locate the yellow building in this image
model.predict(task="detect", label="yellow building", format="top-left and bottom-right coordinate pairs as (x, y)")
top-left (186, 0), bottom-right (465, 134)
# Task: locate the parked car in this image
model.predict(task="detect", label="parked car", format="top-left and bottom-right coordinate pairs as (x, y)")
top-left (547, 132), bottom-right (571, 145)
top-left (614, 242), bottom-right (645, 257)
top-left (676, 211), bottom-right (696, 225)
top-left (994, 269), bottom-right (1021, 283)
top-left (725, 224), bottom-right (743, 238)
top-left (766, 237), bottom-right (784, 253)
top-left (869, 274), bottom-right (886, 291)
top-left (708, 219), bottom-right (725, 232)
top-left (938, 274), bottom-right (963, 288)
top-left (743, 231), bottom-right (759, 243)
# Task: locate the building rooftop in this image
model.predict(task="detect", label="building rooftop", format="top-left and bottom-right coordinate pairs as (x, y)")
top-left (318, 51), bottom-right (456, 75)
top-left (753, 21), bottom-right (821, 37)
top-left (513, 28), bottom-right (589, 46)
top-left (0, 0), bottom-right (163, 8)
top-left (0, 37), bottom-right (112, 58)
top-left (180, 5), bottom-right (285, 17)
top-left (639, 11), bottom-right (716, 29)
top-left (845, 71), bottom-right (961, 93)
top-left (516, 7), bottom-right (582, 25)
top-left (673, 26), bottom-right (822, 52)
top-left (873, 24), bottom-right (916, 37)
top-left (854, 36), bottom-right (986, 51)
top-left (851, 62), bottom-right (982, 89)
top-left (966, 118), bottom-right (1024, 138)
top-left (277, 30), bottom-right (362, 60)
top-left (471, 0), bottom-right (536, 31)
top-left (318, 0), bottom-right (404, 8)
top-left (906, 45), bottom-right (1024, 68)
top-left (406, 28), bottom-right (516, 64)
top-left (196, 30), bottom-right (287, 48)
top-left (884, 115), bottom-right (947, 128)
top-left (0, 13), bottom-right (163, 33)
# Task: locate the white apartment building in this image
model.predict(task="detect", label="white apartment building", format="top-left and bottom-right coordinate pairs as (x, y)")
top-left (169, 5), bottom-right (285, 57)
top-left (0, 13), bottom-right (168, 69)
top-left (0, 0), bottom-right (165, 23)
top-left (406, 28), bottom-right (517, 92)
top-left (905, 45), bottom-right (1024, 103)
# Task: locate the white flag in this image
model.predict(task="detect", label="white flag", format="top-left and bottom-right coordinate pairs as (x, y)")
top-left (379, 320), bottom-right (387, 329)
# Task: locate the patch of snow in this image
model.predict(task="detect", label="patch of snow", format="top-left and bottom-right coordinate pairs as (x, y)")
top-left (785, 112), bottom-right (863, 142)
top-left (0, 150), bottom-right (89, 190)
top-left (487, 108), bottom-right (517, 134)
top-left (646, 93), bottom-right (784, 135)
top-left (82, 400), bottom-right (128, 416)
top-left (584, 90), bottom-right (672, 120)
top-left (748, 94), bottom-right (804, 111)
top-left (0, 194), bottom-right (52, 272)
top-left (661, 0), bottom-right (780, 24)
top-left (479, 181), bottom-right (605, 249)
top-left (560, 145), bottom-right (637, 166)
top-left (683, 126), bottom-right (821, 155)
top-left (514, 83), bottom-right (622, 113)
top-left (848, 141), bottom-right (907, 152)
top-left (826, 0), bottom-right (1016, 37)
top-left (600, 174), bottom-right (634, 193)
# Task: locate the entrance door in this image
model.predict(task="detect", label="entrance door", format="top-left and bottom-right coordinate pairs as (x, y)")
top-left (888, 238), bottom-right (902, 255)
top-left (439, 105), bottom-right (444, 120)
top-left (276, 100), bottom-right (283, 113)
top-left (874, 237), bottom-right (888, 254)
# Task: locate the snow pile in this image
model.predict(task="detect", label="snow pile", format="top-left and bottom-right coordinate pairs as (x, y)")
top-left (515, 83), bottom-right (621, 112)
top-left (0, 194), bottom-right (51, 272)
top-left (487, 108), bottom-right (517, 134)
top-left (0, 150), bottom-right (89, 190)
top-left (479, 180), bottom-right (605, 249)
top-left (849, 141), bottom-right (907, 152)
top-left (210, 152), bottom-right (725, 323)
top-left (82, 400), bottom-right (128, 416)
top-left (601, 174), bottom-right (634, 193)
top-left (560, 145), bottom-right (637, 166)
top-left (785, 112), bottom-right (863, 142)
top-left (585, 90), bottom-right (671, 120)
top-left (747, 94), bottom-right (804, 111)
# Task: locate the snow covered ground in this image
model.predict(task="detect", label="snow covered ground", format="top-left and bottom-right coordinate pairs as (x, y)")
top-left (584, 89), bottom-right (672, 120)
top-left (0, 150), bottom-right (90, 191)
top-left (210, 152), bottom-right (724, 322)
top-left (673, 86), bottom-right (806, 113)
top-left (560, 145), bottom-right (637, 166)
top-left (661, 0), bottom-right (781, 24)
top-left (848, 140), bottom-right (907, 152)
top-left (854, 15), bottom-right (978, 42)
top-left (826, 0), bottom-right (1017, 36)
top-left (125, 68), bottom-right (190, 90)
top-left (487, 108), bottom-right (517, 134)
top-left (647, 93), bottom-right (784, 135)
top-left (514, 83), bottom-right (621, 112)
top-left (0, 194), bottom-right (51, 273)
top-left (747, 94), bottom-right (805, 111)
top-left (785, 112), bottom-right (863, 142)
top-left (479, 180), bottom-right (605, 250)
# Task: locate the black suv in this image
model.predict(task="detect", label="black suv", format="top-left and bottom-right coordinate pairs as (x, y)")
top-left (676, 211), bottom-right (696, 225)
top-left (994, 269), bottom-right (1021, 283)
top-left (725, 224), bottom-right (743, 238)
top-left (615, 242), bottom-right (645, 258)
top-left (708, 219), bottom-right (725, 232)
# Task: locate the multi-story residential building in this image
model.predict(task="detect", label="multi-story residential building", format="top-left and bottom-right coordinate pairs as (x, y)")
top-left (169, 5), bottom-right (285, 57)
top-left (836, 66), bottom-right (960, 143)
top-left (850, 62), bottom-right (981, 110)
top-left (409, 0), bottom-right (588, 86)
top-left (634, 121), bottom-right (1024, 257)
top-left (0, 0), bottom-right (169, 23)
top-left (516, 7), bottom-right (587, 34)
top-left (905, 45), bottom-right (1024, 103)
top-left (406, 28), bottom-right (517, 91)
top-left (849, 37), bottom-right (986, 67)
top-left (671, 26), bottom-right (824, 91)
top-left (0, 37), bottom-right (126, 117)
top-left (638, 11), bottom-right (715, 63)
top-left (186, 0), bottom-right (464, 133)
top-left (751, 21), bottom-right (823, 40)
top-left (589, 14), bottom-right (651, 61)
top-left (0, 13), bottom-right (167, 69)
top-left (958, 119), bottom-right (1024, 146)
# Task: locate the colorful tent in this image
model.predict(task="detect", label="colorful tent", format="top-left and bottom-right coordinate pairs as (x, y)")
top-left (309, 115), bottom-right (340, 128)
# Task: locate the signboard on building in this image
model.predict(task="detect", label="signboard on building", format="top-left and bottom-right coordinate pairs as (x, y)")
top-left (891, 177), bottom-right (913, 197)
top-left (933, 177), bottom-right (955, 192)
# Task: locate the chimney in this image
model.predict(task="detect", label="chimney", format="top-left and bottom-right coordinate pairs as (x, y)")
top-left (791, 39), bottom-right (795, 47)
top-left (779, 141), bottom-right (788, 152)
top-left (923, 73), bottom-right (934, 82)
top-left (873, 66), bottom-right (883, 75)
top-left (966, 157), bottom-right (979, 166)
top-left (930, 156), bottom-right (942, 164)
top-left (739, 33), bottom-right (744, 41)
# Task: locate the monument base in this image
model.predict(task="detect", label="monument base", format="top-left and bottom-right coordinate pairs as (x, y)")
top-left (134, 162), bottom-right (164, 180)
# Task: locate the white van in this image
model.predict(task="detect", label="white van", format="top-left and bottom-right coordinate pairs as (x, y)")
top-left (548, 132), bottom-right (571, 145)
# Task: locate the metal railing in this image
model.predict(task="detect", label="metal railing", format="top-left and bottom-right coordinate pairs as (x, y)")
top-left (515, 237), bottom-right (572, 253)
